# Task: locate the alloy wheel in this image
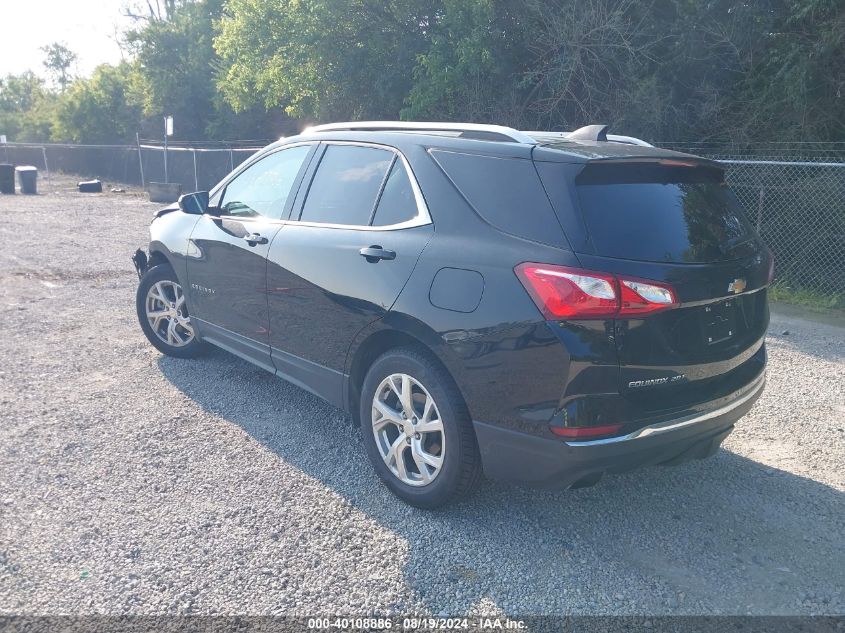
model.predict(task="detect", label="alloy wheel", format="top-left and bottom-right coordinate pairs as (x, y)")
top-left (371, 373), bottom-right (445, 486)
top-left (145, 280), bottom-right (195, 348)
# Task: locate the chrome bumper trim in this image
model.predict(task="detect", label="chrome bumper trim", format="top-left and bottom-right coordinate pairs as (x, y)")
top-left (565, 371), bottom-right (766, 447)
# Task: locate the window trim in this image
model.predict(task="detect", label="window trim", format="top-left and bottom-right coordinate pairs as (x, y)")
top-left (288, 140), bottom-right (432, 231)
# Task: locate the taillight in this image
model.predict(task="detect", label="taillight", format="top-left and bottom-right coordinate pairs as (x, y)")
top-left (514, 263), bottom-right (677, 319)
top-left (619, 278), bottom-right (677, 316)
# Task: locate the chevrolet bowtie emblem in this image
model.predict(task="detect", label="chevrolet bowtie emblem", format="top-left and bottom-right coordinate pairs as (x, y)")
top-left (728, 278), bottom-right (747, 294)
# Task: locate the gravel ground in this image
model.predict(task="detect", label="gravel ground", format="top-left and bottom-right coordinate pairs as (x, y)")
top-left (0, 176), bottom-right (843, 616)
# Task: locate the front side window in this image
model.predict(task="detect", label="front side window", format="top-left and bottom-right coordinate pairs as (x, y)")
top-left (219, 144), bottom-right (312, 219)
top-left (299, 145), bottom-right (393, 226)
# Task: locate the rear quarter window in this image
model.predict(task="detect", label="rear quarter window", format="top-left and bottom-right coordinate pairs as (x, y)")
top-left (430, 150), bottom-right (567, 247)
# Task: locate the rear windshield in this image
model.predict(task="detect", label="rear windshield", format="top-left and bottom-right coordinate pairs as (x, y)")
top-left (575, 162), bottom-right (755, 263)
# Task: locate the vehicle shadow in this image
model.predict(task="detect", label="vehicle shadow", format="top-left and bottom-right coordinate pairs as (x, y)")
top-left (157, 350), bottom-right (845, 616)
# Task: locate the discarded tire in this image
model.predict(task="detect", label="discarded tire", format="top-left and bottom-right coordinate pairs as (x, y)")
top-left (0, 164), bottom-right (14, 194)
top-left (16, 166), bottom-right (37, 195)
top-left (78, 179), bottom-right (103, 193)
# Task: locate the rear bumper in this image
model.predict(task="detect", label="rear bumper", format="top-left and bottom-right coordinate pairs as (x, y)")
top-left (473, 370), bottom-right (765, 489)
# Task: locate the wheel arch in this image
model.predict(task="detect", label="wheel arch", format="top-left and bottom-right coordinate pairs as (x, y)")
top-left (147, 246), bottom-right (171, 270)
top-left (147, 240), bottom-right (190, 288)
top-left (344, 315), bottom-right (467, 427)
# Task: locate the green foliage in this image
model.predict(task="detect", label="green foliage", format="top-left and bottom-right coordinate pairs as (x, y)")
top-left (0, 72), bottom-right (55, 142)
top-left (212, 0), bottom-right (845, 143)
top-left (402, 0), bottom-right (532, 123)
top-left (51, 64), bottom-right (142, 143)
top-left (41, 42), bottom-right (78, 92)
top-left (4, 0), bottom-right (845, 145)
top-left (215, 0), bottom-right (438, 120)
top-left (126, 0), bottom-right (286, 139)
top-left (769, 282), bottom-right (844, 311)
top-left (125, 0), bottom-right (224, 139)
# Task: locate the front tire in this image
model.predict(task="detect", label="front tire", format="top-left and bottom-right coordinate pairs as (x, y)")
top-left (359, 347), bottom-right (482, 508)
top-left (136, 264), bottom-right (206, 358)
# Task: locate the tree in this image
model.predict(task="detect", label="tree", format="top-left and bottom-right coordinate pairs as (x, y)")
top-left (733, 0), bottom-right (845, 141)
top-left (41, 43), bottom-right (78, 92)
top-left (0, 72), bottom-right (55, 141)
top-left (52, 63), bottom-right (142, 143)
top-left (126, 0), bottom-right (286, 140)
top-left (215, 0), bottom-right (439, 121)
top-left (402, 0), bottom-right (534, 124)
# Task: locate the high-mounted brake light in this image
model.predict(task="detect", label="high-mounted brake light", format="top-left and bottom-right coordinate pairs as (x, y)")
top-left (515, 263), bottom-right (678, 320)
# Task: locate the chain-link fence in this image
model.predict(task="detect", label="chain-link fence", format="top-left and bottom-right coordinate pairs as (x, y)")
top-left (2, 140), bottom-right (844, 307)
top-left (662, 143), bottom-right (845, 307)
top-left (0, 141), bottom-right (263, 192)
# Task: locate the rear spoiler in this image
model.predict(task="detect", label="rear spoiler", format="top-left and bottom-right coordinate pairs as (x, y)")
top-left (575, 157), bottom-right (726, 185)
top-left (584, 155), bottom-right (724, 171)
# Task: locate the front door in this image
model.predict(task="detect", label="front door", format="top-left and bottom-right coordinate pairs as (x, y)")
top-left (266, 143), bottom-right (433, 404)
top-left (187, 143), bottom-right (316, 371)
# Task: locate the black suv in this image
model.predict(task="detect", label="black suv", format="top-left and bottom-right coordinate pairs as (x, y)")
top-left (133, 122), bottom-right (771, 508)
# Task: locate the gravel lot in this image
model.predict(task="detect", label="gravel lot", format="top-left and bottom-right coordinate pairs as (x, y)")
top-left (0, 176), bottom-right (843, 616)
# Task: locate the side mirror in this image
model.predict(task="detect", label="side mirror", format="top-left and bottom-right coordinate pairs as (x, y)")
top-left (178, 191), bottom-right (209, 215)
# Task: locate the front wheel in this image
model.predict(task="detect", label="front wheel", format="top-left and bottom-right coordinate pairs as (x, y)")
top-left (136, 265), bottom-right (206, 358)
top-left (359, 348), bottom-right (482, 508)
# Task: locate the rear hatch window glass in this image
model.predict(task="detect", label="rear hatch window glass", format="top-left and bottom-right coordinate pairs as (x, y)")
top-left (575, 162), bottom-right (755, 263)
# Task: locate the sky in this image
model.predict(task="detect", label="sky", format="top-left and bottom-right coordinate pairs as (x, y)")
top-left (0, 0), bottom-right (131, 80)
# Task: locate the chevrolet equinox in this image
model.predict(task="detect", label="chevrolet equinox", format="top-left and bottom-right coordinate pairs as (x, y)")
top-left (132, 122), bottom-right (771, 508)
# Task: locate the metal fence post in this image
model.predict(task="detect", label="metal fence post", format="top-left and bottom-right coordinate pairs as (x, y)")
top-left (193, 149), bottom-right (199, 191)
top-left (41, 146), bottom-right (50, 180)
top-left (136, 133), bottom-right (145, 190)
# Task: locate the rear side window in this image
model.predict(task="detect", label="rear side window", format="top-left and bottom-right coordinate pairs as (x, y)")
top-left (300, 145), bottom-right (393, 225)
top-left (575, 162), bottom-right (755, 263)
top-left (372, 161), bottom-right (416, 226)
top-left (430, 150), bottom-right (566, 247)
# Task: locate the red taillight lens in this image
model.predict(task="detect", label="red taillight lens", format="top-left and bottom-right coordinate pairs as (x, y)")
top-left (550, 423), bottom-right (624, 439)
top-left (515, 263), bottom-right (678, 320)
top-left (514, 264), bottom-right (617, 319)
top-left (618, 278), bottom-right (678, 316)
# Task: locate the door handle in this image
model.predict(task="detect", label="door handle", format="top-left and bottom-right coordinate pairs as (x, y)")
top-left (244, 233), bottom-right (269, 246)
top-left (359, 245), bottom-right (396, 262)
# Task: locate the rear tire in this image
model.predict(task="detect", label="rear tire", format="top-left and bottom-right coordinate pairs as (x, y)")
top-left (136, 264), bottom-right (206, 359)
top-left (359, 347), bottom-right (482, 508)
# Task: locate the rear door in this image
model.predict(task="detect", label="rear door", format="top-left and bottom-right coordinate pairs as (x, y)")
top-left (543, 159), bottom-right (771, 403)
top-left (265, 142), bottom-right (433, 405)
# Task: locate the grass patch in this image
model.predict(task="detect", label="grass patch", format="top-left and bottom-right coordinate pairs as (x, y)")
top-left (769, 283), bottom-right (844, 312)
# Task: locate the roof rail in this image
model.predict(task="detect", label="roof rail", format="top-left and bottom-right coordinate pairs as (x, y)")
top-left (301, 121), bottom-right (654, 148)
top-left (302, 121), bottom-right (537, 144)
